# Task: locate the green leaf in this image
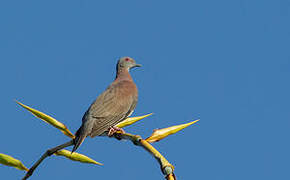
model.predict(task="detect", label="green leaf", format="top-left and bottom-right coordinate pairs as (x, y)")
top-left (0, 153), bottom-right (28, 171)
top-left (16, 100), bottom-right (75, 139)
top-left (54, 150), bottom-right (103, 165)
top-left (116, 113), bottom-right (153, 128)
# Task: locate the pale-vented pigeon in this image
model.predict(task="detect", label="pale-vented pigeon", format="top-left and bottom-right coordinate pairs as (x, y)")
top-left (72, 57), bottom-right (141, 152)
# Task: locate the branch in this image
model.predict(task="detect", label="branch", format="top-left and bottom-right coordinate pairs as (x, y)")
top-left (22, 140), bottom-right (74, 180)
top-left (113, 132), bottom-right (176, 180)
top-left (14, 102), bottom-right (199, 180)
top-left (22, 133), bottom-right (176, 180)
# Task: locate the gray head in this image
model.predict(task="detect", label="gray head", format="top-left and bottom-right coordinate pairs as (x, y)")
top-left (116, 57), bottom-right (141, 72)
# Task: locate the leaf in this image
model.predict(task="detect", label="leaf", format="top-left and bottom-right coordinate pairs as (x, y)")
top-left (16, 100), bottom-right (75, 139)
top-left (146, 120), bottom-right (199, 143)
top-left (166, 173), bottom-right (176, 180)
top-left (0, 153), bottom-right (28, 171)
top-left (54, 150), bottom-right (103, 165)
top-left (116, 113), bottom-right (153, 128)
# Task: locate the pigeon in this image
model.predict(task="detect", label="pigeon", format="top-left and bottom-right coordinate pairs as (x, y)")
top-left (72, 57), bottom-right (141, 152)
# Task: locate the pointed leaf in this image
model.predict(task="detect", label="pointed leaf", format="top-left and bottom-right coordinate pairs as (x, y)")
top-left (0, 153), bottom-right (28, 171)
top-left (16, 100), bottom-right (75, 139)
top-left (54, 150), bottom-right (103, 165)
top-left (116, 113), bottom-right (153, 128)
top-left (146, 120), bottom-right (199, 143)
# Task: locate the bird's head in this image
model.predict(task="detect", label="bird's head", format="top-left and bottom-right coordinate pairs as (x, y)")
top-left (117, 57), bottom-right (141, 72)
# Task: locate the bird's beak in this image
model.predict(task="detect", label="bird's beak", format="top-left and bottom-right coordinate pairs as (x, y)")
top-left (133, 64), bottom-right (142, 68)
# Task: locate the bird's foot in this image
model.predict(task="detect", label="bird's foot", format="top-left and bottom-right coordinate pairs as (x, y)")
top-left (108, 126), bottom-right (125, 136)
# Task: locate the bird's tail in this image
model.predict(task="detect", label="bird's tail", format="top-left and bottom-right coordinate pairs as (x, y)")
top-left (72, 125), bottom-right (86, 153)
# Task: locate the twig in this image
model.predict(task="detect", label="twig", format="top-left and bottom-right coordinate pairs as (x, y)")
top-left (22, 140), bottom-right (74, 180)
top-left (23, 133), bottom-right (176, 180)
top-left (113, 132), bottom-right (176, 180)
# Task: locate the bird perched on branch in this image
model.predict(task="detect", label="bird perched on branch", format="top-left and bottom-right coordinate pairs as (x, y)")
top-left (72, 57), bottom-right (141, 152)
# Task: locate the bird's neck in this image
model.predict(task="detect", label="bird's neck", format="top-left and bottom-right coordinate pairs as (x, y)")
top-left (115, 68), bottom-right (133, 82)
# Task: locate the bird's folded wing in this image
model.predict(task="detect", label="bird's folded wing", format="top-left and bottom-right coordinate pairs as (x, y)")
top-left (85, 82), bottom-right (137, 137)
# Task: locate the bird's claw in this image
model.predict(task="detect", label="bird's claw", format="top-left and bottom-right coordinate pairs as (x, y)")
top-left (108, 126), bottom-right (125, 136)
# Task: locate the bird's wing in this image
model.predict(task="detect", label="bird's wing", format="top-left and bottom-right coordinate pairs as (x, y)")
top-left (84, 80), bottom-right (138, 137)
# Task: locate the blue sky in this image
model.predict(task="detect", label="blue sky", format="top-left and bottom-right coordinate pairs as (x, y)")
top-left (1, 0), bottom-right (290, 179)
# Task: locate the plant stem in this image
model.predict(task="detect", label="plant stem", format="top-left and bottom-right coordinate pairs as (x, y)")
top-left (22, 140), bottom-right (74, 180)
top-left (113, 132), bottom-right (176, 179)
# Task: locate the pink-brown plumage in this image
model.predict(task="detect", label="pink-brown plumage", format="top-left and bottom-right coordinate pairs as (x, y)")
top-left (72, 57), bottom-right (141, 152)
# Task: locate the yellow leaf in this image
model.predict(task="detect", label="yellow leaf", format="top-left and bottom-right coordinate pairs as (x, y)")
top-left (16, 100), bottom-right (75, 139)
top-left (54, 150), bottom-right (103, 165)
top-left (146, 120), bottom-right (199, 143)
top-left (0, 153), bottom-right (28, 171)
top-left (116, 113), bottom-right (153, 128)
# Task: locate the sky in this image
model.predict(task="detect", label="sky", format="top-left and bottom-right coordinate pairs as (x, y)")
top-left (0, 0), bottom-right (290, 179)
